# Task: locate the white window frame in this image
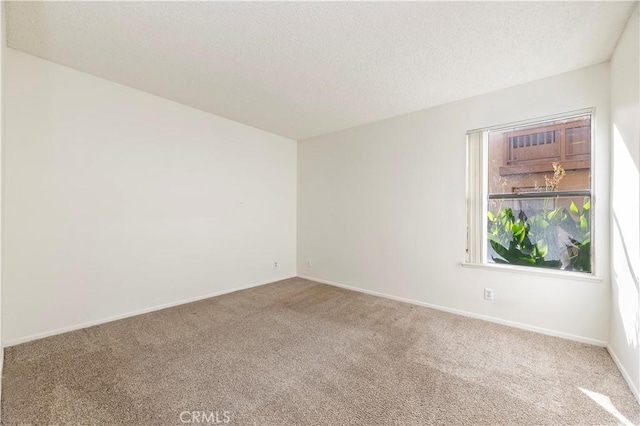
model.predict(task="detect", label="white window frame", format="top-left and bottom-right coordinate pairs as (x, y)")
top-left (464, 108), bottom-right (601, 282)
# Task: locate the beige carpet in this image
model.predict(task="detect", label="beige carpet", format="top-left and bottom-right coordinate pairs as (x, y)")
top-left (2, 278), bottom-right (639, 425)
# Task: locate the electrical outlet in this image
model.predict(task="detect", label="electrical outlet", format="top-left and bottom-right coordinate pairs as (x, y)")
top-left (484, 288), bottom-right (494, 301)
top-left (274, 261), bottom-right (278, 268)
top-left (307, 259), bottom-right (312, 268)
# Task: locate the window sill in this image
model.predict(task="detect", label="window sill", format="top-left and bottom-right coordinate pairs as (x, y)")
top-left (461, 262), bottom-right (604, 283)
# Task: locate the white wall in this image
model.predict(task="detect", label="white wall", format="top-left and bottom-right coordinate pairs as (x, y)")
top-left (609, 5), bottom-right (640, 401)
top-left (0, 0), bottom-right (5, 410)
top-left (298, 63), bottom-right (611, 344)
top-left (3, 49), bottom-right (297, 345)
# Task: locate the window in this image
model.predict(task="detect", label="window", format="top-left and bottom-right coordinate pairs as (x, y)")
top-left (466, 111), bottom-right (593, 274)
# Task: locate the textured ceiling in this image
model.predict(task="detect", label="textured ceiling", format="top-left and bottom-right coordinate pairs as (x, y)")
top-left (6, 1), bottom-right (636, 140)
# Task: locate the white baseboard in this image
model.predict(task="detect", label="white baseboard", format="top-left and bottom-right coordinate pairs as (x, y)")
top-left (3, 276), bottom-right (296, 348)
top-left (297, 275), bottom-right (607, 347)
top-left (607, 345), bottom-right (640, 404)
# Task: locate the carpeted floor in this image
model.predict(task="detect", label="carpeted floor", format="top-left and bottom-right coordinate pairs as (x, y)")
top-left (2, 278), bottom-right (639, 425)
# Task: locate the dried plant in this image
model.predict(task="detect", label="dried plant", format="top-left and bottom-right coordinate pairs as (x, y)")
top-left (545, 162), bottom-right (566, 192)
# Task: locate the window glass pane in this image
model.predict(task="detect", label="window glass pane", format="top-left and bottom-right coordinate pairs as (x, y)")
top-left (486, 113), bottom-right (592, 273)
top-left (488, 114), bottom-right (591, 195)
top-left (487, 196), bottom-right (591, 272)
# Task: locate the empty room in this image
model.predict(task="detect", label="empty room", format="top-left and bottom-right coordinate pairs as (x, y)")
top-left (0, 1), bottom-right (638, 425)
